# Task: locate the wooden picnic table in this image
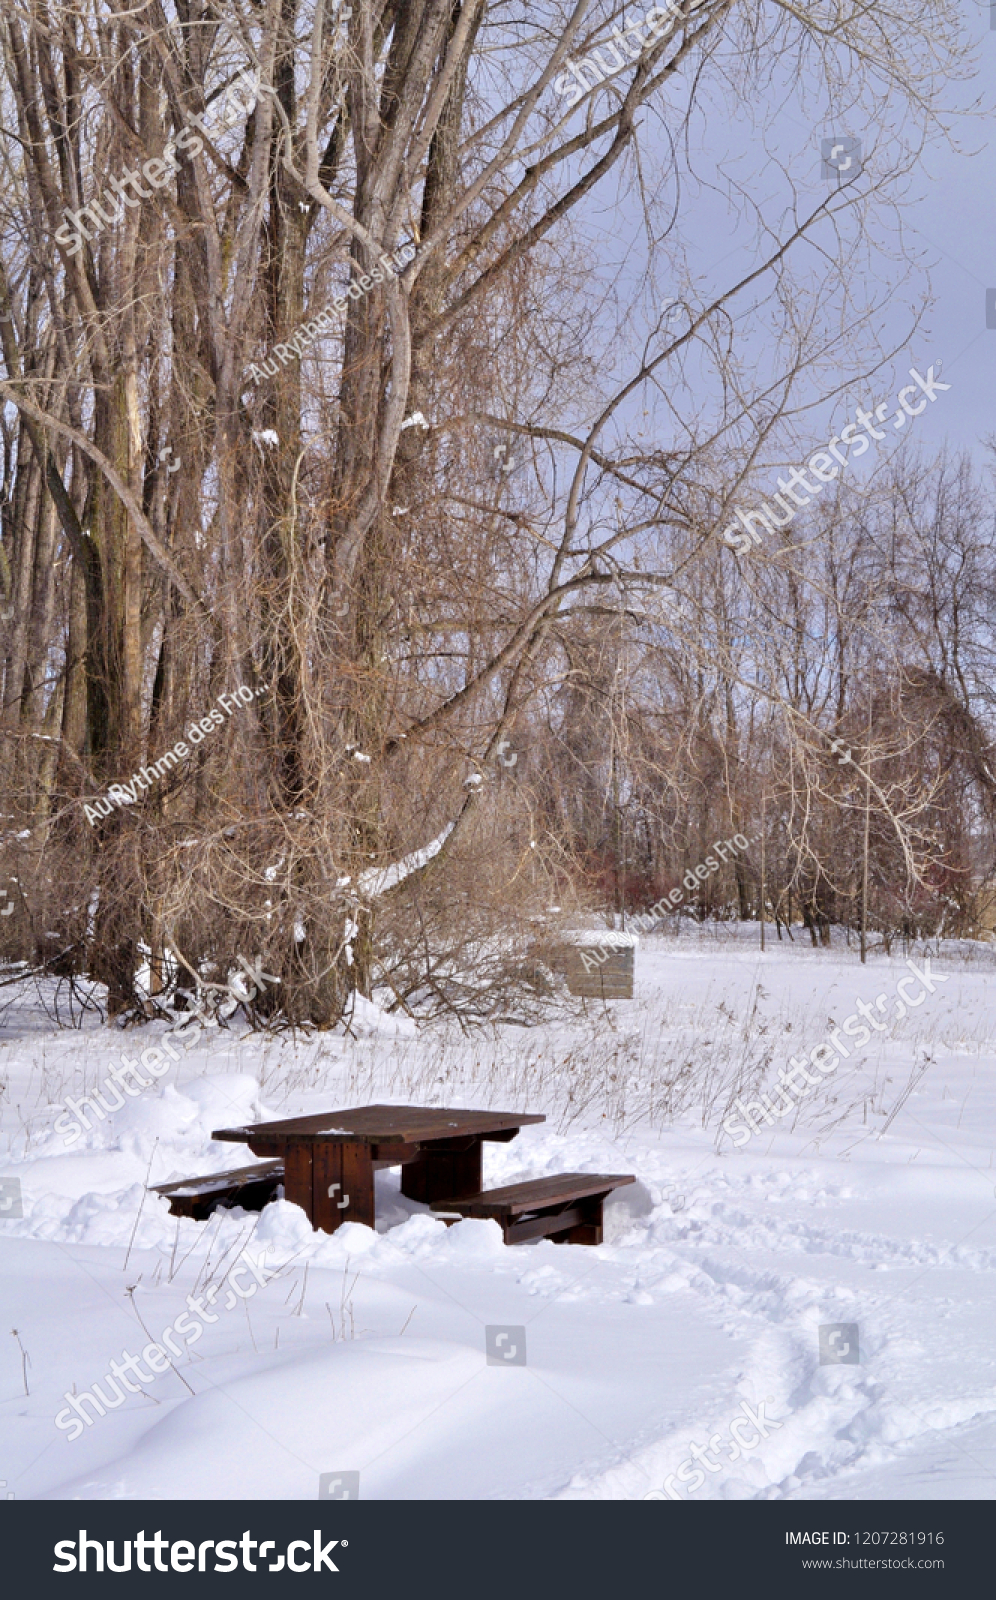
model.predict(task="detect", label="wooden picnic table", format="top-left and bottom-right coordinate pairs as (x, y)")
top-left (211, 1103), bottom-right (545, 1235)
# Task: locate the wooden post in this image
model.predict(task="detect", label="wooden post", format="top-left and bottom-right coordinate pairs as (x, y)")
top-left (400, 1138), bottom-right (482, 1203)
top-left (339, 1141), bottom-right (376, 1229)
top-left (311, 1142), bottom-right (344, 1232)
top-left (283, 1143), bottom-right (315, 1224)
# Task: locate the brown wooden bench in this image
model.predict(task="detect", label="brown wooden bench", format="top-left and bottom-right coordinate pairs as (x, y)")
top-left (429, 1172), bottom-right (635, 1245)
top-left (150, 1160), bottom-right (284, 1220)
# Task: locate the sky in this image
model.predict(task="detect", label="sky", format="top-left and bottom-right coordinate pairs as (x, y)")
top-left (903, 24), bottom-right (996, 458)
top-left (552, 4), bottom-right (996, 480)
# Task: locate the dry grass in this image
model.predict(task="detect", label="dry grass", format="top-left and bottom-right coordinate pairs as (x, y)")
top-left (3, 928), bottom-right (991, 1164)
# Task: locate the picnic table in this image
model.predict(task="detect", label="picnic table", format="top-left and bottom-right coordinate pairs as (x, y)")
top-left (211, 1103), bottom-right (545, 1235)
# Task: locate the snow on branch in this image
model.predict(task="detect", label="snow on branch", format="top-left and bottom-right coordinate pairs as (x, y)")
top-left (354, 822), bottom-right (455, 899)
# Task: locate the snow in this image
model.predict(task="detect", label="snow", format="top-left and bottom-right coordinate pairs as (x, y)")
top-left (559, 929), bottom-right (640, 949)
top-left (3, 926), bottom-right (996, 1500)
top-left (337, 991), bottom-right (415, 1038)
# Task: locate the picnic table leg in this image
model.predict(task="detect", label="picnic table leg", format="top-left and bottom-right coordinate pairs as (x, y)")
top-left (312, 1142), bottom-right (343, 1233)
top-left (552, 1192), bottom-right (605, 1246)
top-left (312, 1141), bottom-right (375, 1234)
top-left (340, 1141), bottom-right (375, 1228)
top-left (400, 1136), bottom-right (483, 1204)
top-left (283, 1143), bottom-right (315, 1225)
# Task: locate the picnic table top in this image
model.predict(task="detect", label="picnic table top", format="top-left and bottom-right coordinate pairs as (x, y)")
top-left (212, 1103), bottom-right (546, 1147)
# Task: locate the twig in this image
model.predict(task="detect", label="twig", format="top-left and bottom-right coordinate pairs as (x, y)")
top-left (878, 1058), bottom-right (931, 1138)
top-left (200, 1221), bottom-right (255, 1299)
top-left (123, 1139), bottom-right (159, 1274)
top-left (339, 1258), bottom-right (350, 1340)
top-left (189, 1213), bottom-right (225, 1297)
top-left (294, 1260), bottom-right (309, 1317)
top-left (398, 1304), bottom-right (417, 1336)
top-left (10, 1328), bottom-right (29, 1395)
top-left (171, 1209), bottom-right (220, 1283)
top-left (339, 1262), bottom-right (360, 1340)
top-left (124, 1284), bottom-right (194, 1396)
top-left (243, 1295), bottom-right (258, 1354)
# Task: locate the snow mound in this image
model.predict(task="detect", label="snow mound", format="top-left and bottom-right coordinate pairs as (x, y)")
top-left (337, 992), bottom-right (416, 1037)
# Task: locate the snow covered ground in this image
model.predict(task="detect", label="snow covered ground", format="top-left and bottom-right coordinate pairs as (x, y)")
top-left (2, 925), bottom-right (995, 1501)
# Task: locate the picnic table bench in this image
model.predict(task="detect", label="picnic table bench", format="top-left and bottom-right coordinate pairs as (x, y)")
top-left (150, 1159), bottom-right (284, 1220)
top-left (430, 1172), bottom-right (635, 1245)
top-left (209, 1104), bottom-right (546, 1235)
